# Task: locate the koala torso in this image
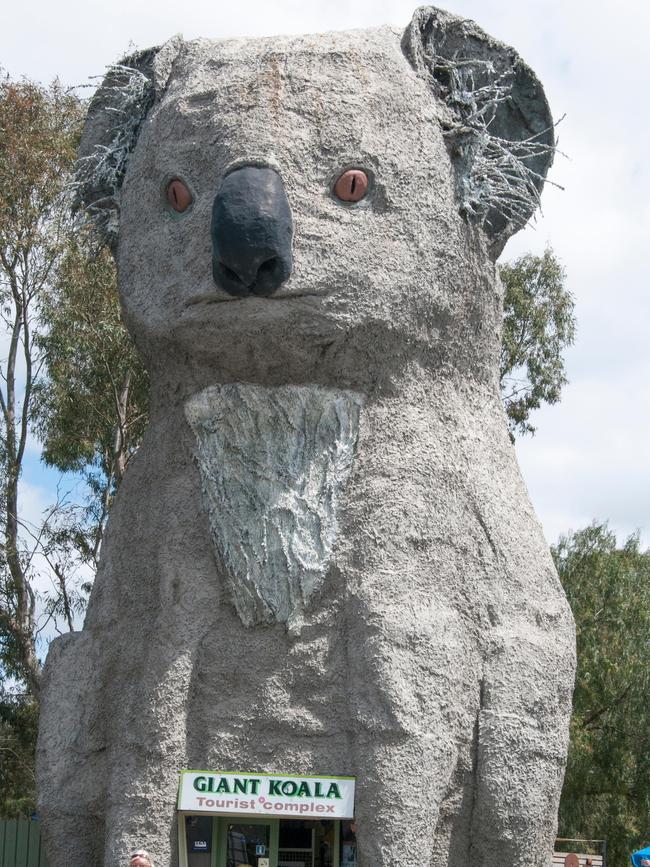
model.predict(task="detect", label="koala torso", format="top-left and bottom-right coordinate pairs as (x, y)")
top-left (37, 10), bottom-right (575, 867)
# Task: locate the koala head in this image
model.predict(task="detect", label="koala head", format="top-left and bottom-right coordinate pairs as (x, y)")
top-left (77, 7), bottom-right (553, 390)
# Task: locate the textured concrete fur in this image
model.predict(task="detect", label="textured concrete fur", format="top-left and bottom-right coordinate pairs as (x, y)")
top-left (185, 384), bottom-right (362, 626)
top-left (38, 7), bottom-right (575, 867)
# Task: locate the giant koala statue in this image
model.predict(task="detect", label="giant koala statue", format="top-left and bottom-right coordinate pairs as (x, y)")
top-left (37, 7), bottom-right (576, 867)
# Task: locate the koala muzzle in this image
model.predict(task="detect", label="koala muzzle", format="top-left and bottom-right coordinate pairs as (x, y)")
top-left (211, 166), bottom-right (293, 297)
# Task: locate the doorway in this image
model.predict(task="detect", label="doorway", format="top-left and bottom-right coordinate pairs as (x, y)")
top-left (221, 819), bottom-right (277, 867)
top-left (181, 816), bottom-right (345, 867)
top-left (278, 818), bottom-right (336, 867)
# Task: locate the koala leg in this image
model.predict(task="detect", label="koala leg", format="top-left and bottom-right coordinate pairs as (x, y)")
top-left (469, 628), bottom-right (575, 867)
top-left (353, 732), bottom-right (460, 867)
top-left (37, 631), bottom-right (106, 867)
top-left (347, 598), bottom-right (481, 867)
top-left (97, 639), bottom-right (197, 867)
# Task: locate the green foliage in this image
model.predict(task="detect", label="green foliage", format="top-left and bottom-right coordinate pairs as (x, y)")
top-left (0, 72), bottom-right (85, 700)
top-left (0, 693), bottom-right (38, 817)
top-left (0, 71), bottom-right (147, 818)
top-left (33, 233), bottom-right (149, 565)
top-left (0, 73), bottom-right (81, 249)
top-left (500, 248), bottom-right (576, 438)
top-left (554, 523), bottom-right (650, 866)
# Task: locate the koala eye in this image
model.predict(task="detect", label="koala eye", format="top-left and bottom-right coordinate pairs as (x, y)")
top-left (333, 169), bottom-right (369, 203)
top-left (166, 179), bottom-right (193, 213)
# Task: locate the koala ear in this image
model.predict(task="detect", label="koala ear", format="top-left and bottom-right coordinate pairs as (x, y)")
top-left (76, 35), bottom-right (183, 248)
top-left (402, 6), bottom-right (555, 257)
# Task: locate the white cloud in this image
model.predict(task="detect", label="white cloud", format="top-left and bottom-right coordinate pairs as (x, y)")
top-left (515, 363), bottom-right (650, 547)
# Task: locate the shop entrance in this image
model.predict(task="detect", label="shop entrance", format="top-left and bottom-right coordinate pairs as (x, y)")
top-left (220, 820), bottom-right (274, 867)
top-left (182, 816), bottom-right (356, 867)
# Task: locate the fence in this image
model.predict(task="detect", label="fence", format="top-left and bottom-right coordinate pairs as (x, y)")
top-left (0, 819), bottom-right (48, 867)
top-left (554, 838), bottom-right (607, 867)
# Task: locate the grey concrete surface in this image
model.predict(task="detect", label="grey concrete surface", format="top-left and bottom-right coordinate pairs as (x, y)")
top-left (37, 7), bottom-right (575, 866)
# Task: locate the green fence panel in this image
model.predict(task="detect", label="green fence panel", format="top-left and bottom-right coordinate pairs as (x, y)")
top-left (26, 822), bottom-right (41, 867)
top-left (4, 820), bottom-right (14, 867)
top-left (0, 820), bottom-right (47, 867)
top-left (14, 823), bottom-right (28, 867)
top-left (3, 820), bottom-right (18, 867)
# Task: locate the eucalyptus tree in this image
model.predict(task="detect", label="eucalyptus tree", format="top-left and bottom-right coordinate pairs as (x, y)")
top-left (34, 234), bottom-right (148, 571)
top-left (500, 248), bottom-right (576, 438)
top-left (0, 70), bottom-right (148, 817)
top-left (554, 523), bottom-right (650, 866)
top-left (0, 73), bottom-right (83, 696)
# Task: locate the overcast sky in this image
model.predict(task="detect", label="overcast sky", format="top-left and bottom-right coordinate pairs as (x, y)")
top-left (3, 0), bottom-right (649, 551)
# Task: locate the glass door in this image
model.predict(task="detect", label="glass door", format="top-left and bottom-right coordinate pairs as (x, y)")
top-left (217, 818), bottom-right (279, 867)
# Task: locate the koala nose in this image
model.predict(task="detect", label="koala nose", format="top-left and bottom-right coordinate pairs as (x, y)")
top-left (211, 166), bottom-right (293, 297)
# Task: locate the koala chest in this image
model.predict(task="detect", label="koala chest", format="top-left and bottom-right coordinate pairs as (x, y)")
top-left (184, 382), bottom-right (363, 629)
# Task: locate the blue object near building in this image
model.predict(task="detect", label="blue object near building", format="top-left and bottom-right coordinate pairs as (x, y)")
top-left (631, 846), bottom-right (650, 866)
